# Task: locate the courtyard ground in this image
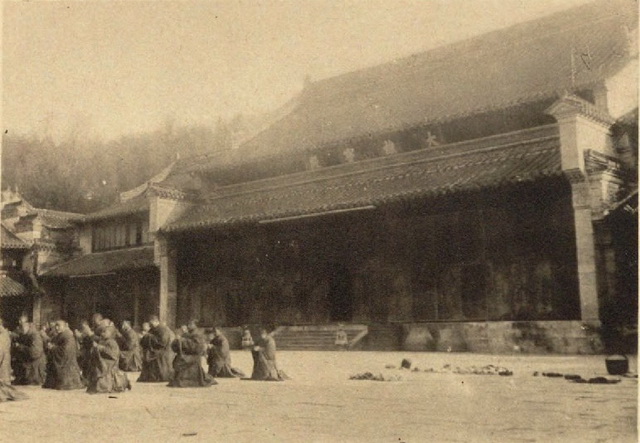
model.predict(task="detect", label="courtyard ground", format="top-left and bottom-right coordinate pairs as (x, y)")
top-left (0, 351), bottom-right (636, 442)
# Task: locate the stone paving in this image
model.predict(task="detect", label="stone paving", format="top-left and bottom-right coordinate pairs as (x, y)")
top-left (0, 351), bottom-right (636, 442)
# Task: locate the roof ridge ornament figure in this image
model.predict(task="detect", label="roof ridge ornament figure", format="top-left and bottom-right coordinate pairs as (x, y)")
top-left (425, 131), bottom-right (439, 148)
top-left (343, 147), bottom-right (355, 163)
top-left (382, 140), bottom-right (397, 155)
top-left (308, 155), bottom-right (321, 170)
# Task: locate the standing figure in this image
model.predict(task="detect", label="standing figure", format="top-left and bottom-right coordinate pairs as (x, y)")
top-left (12, 319), bottom-right (47, 385)
top-left (118, 321), bottom-right (142, 372)
top-left (335, 325), bottom-right (348, 350)
top-left (169, 320), bottom-right (215, 387)
top-left (86, 325), bottom-right (131, 394)
top-left (249, 328), bottom-right (288, 381)
top-left (0, 319), bottom-right (27, 401)
top-left (43, 320), bottom-right (86, 390)
top-left (138, 315), bottom-right (174, 382)
top-left (241, 327), bottom-right (254, 349)
top-left (207, 326), bottom-right (245, 378)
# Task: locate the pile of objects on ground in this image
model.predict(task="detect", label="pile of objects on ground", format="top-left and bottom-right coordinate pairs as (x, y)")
top-left (384, 359), bottom-right (513, 376)
top-left (534, 371), bottom-right (622, 384)
top-left (349, 372), bottom-right (402, 382)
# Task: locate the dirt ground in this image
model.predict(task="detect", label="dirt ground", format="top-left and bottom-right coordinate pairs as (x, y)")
top-left (0, 351), bottom-right (636, 442)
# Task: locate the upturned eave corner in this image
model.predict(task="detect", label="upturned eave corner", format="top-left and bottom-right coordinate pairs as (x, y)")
top-left (545, 93), bottom-right (616, 127)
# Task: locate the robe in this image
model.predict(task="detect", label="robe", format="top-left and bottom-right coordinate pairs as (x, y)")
top-left (207, 334), bottom-right (244, 378)
top-left (43, 329), bottom-right (85, 390)
top-left (86, 337), bottom-right (131, 394)
top-left (169, 331), bottom-right (215, 387)
top-left (0, 330), bottom-right (27, 401)
top-left (138, 324), bottom-right (175, 382)
top-left (77, 334), bottom-right (95, 379)
top-left (0, 329), bottom-right (13, 384)
top-left (118, 328), bottom-right (142, 372)
top-left (250, 335), bottom-right (287, 381)
top-left (12, 326), bottom-right (47, 385)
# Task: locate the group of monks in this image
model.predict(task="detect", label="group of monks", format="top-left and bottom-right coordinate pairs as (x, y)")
top-left (137, 316), bottom-right (287, 387)
top-left (0, 313), bottom-right (287, 401)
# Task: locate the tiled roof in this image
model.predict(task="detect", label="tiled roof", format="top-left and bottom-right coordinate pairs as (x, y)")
top-left (229, 0), bottom-right (634, 161)
top-left (1, 224), bottom-right (29, 249)
top-left (31, 209), bottom-right (83, 229)
top-left (42, 246), bottom-right (155, 277)
top-left (163, 127), bottom-right (562, 232)
top-left (119, 162), bottom-right (177, 202)
top-left (82, 192), bottom-right (149, 222)
top-left (0, 274), bottom-right (27, 297)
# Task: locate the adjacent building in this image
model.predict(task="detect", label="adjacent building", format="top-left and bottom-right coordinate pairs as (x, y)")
top-left (0, 189), bottom-right (81, 327)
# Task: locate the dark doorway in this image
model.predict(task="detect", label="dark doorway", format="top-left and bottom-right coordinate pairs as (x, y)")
top-left (329, 264), bottom-right (353, 322)
top-left (0, 295), bottom-right (31, 329)
top-left (95, 296), bottom-right (118, 326)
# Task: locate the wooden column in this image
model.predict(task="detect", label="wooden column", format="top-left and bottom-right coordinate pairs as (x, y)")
top-left (31, 291), bottom-right (42, 327)
top-left (133, 277), bottom-right (140, 328)
top-left (156, 234), bottom-right (177, 328)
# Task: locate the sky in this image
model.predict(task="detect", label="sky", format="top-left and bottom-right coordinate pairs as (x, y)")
top-left (2, 0), bottom-right (595, 142)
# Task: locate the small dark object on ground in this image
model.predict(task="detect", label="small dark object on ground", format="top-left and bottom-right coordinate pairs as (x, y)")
top-left (564, 374), bottom-right (582, 380)
top-left (182, 432), bottom-right (198, 437)
top-left (605, 355), bottom-right (629, 375)
top-left (542, 372), bottom-right (564, 377)
top-left (498, 370), bottom-right (513, 376)
top-left (400, 359), bottom-right (412, 369)
top-left (533, 371), bottom-right (539, 376)
top-left (108, 396), bottom-right (118, 399)
top-left (587, 377), bottom-right (621, 384)
top-left (385, 364), bottom-right (396, 369)
top-left (570, 376), bottom-right (620, 384)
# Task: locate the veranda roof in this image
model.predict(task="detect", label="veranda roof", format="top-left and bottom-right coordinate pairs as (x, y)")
top-left (163, 126), bottom-right (562, 232)
top-left (0, 274), bottom-right (27, 297)
top-left (1, 224), bottom-right (29, 249)
top-left (42, 246), bottom-right (155, 277)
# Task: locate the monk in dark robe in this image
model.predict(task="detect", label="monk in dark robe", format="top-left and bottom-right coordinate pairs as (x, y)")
top-left (74, 321), bottom-right (95, 379)
top-left (118, 321), bottom-right (142, 372)
top-left (138, 316), bottom-right (174, 382)
top-left (43, 320), bottom-right (85, 390)
top-left (86, 326), bottom-right (131, 394)
top-left (169, 320), bottom-right (215, 387)
top-left (0, 319), bottom-right (27, 402)
top-left (207, 326), bottom-right (244, 378)
top-left (0, 320), bottom-right (13, 383)
top-left (12, 320), bottom-right (46, 385)
top-left (249, 328), bottom-right (288, 381)
top-left (91, 313), bottom-right (104, 331)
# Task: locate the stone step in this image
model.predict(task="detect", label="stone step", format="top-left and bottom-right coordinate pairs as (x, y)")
top-left (273, 325), bottom-right (368, 351)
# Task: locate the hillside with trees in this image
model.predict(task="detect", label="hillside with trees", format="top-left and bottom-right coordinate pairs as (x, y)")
top-left (1, 114), bottom-right (266, 214)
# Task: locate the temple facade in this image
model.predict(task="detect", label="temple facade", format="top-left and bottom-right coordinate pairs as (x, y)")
top-left (35, 0), bottom-right (637, 353)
